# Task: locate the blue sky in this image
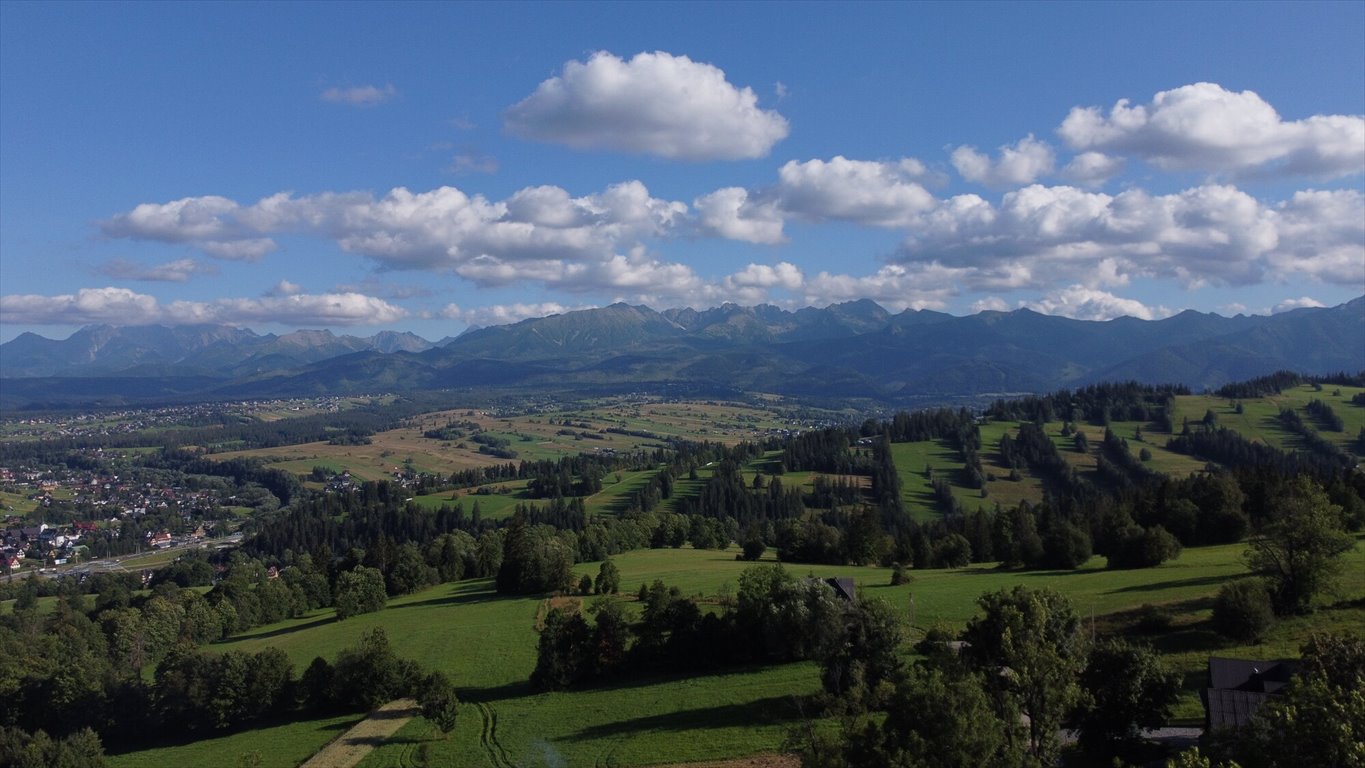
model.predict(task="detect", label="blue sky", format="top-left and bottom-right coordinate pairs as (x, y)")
top-left (1, 1), bottom-right (1362, 342)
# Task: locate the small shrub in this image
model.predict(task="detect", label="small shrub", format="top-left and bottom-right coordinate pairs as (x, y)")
top-left (889, 562), bottom-right (910, 586)
top-left (740, 537), bottom-right (766, 561)
top-left (1212, 580), bottom-right (1274, 642)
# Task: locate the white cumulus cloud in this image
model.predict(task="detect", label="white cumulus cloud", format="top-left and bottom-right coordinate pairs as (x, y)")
top-left (1272, 296), bottom-right (1326, 314)
top-left (268, 280), bottom-right (303, 297)
top-left (1023, 285), bottom-right (1171, 321)
top-left (1061, 152), bottom-right (1125, 186)
top-left (440, 301), bottom-right (594, 327)
top-left (0, 287), bottom-right (406, 327)
top-left (103, 182), bottom-right (696, 299)
top-left (101, 196), bottom-right (277, 261)
top-left (1058, 82), bottom-right (1365, 178)
top-left (801, 263), bottom-right (960, 311)
top-left (693, 187), bottom-right (786, 244)
top-left (774, 156), bottom-right (937, 227)
top-left (895, 184), bottom-right (1365, 292)
top-left (951, 135), bottom-right (1056, 187)
top-left (504, 51), bottom-right (789, 161)
top-left (969, 296), bottom-right (1011, 313)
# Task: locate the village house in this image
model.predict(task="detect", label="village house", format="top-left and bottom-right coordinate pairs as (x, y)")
top-left (1202, 656), bottom-right (1298, 732)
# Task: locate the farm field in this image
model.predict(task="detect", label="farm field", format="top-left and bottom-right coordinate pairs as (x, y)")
top-left (199, 390), bottom-right (1359, 537)
top-left (0, 489), bottom-right (37, 516)
top-left (408, 467), bottom-right (673, 521)
top-left (210, 399), bottom-right (805, 483)
top-left (110, 537), bottom-right (1365, 767)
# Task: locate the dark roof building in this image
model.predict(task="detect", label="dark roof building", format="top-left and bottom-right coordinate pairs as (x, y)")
top-left (824, 577), bottom-right (856, 603)
top-left (1202, 656), bottom-right (1298, 731)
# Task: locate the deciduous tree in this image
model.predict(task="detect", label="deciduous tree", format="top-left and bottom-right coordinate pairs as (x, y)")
top-left (1246, 477), bottom-right (1354, 614)
top-left (961, 586), bottom-right (1086, 763)
top-left (334, 566), bottom-right (387, 620)
top-left (1074, 638), bottom-right (1181, 759)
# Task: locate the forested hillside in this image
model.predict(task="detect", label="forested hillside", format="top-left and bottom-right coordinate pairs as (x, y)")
top-left (2, 372), bottom-right (1362, 767)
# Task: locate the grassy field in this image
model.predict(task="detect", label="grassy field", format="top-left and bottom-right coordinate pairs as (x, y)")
top-left (1171, 384), bottom-right (1365, 457)
top-left (105, 713), bottom-right (363, 768)
top-left (203, 389), bottom-right (1359, 533)
top-left (890, 440), bottom-right (987, 523)
top-left (210, 399), bottom-right (801, 484)
top-left (0, 489), bottom-right (38, 516)
top-left (104, 535), bottom-right (1363, 767)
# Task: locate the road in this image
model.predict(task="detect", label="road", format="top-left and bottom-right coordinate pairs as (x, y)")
top-left (26, 532), bottom-right (243, 580)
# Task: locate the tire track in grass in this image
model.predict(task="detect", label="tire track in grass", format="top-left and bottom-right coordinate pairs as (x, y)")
top-left (477, 702), bottom-right (514, 768)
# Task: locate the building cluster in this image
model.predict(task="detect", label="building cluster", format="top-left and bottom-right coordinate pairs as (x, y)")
top-left (0, 396), bottom-right (353, 440)
top-left (0, 465), bottom-right (223, 572)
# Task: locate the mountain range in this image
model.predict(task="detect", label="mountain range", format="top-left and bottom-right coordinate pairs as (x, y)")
top-left (2, 297), bottom-right (1361, 408)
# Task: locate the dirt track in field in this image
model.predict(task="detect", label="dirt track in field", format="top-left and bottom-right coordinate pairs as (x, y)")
top-left (298, 699), bottom-right (418, 768)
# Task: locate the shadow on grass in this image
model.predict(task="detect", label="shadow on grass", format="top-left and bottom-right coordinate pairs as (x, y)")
top-left (105, 713), bottom-right (358, 756)
top-left (1019, 568), bottom-right (1102, 578)
top-left (367, 706), bottom-right (419, 722)
top-left (386, 586), bottom-right (503, 611)
top-left (949, 565), bottom-right (1094, 578)
top-left (1147, 622), bottom-right (1227, 657)
top-left (459, 679), bottom-right (535, 704)
top-left (562, 694), bottom-right (814, 742)
top-left (382, 734), bottom-right (439, 746)
top-left (1107, 574), bottom-right (1231, 594)
top-left (462, 662), bottom-right (808, 705)
top-left (227, 613), bottom-right (337, 642)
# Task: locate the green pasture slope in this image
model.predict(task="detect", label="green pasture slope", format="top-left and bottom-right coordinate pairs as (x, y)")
top-left (106, 714), bottom-right (362, 768)
top-left (107, 537), bottom-right (1365, 767)
top-left (410, 479), bottom-right (531, 521)
top-left (890, 440), bottom-right (986, 523)
top-left (0, 489), bottom-right (38, 516)
top-left (407, 467), bottom-right (674, 521)
top-left (1172, 383), bottom-right (1365, 455)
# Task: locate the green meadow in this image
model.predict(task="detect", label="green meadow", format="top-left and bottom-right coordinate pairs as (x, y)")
top-left (891, 439), bottom-right (987, 522)
top-left (105, 536), bottom-right (1365, 767)
top-left (1172, 384), bottom-right (1365, 456)
top-left (106, 714), bottom-right (363, 768)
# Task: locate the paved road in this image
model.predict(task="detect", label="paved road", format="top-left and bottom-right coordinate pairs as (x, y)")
top-left (29, 533), bottom-right (243, 579)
